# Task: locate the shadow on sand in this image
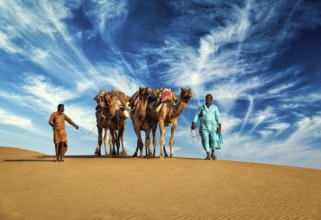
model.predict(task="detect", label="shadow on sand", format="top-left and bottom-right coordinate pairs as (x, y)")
top-left (4, 155), bottom-right (55, 162)
top-left (4, 155), bottom-right (203, 162)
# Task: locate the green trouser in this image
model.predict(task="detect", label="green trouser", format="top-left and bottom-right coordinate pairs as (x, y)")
top-left (200, 129), bottom-right (217, 152)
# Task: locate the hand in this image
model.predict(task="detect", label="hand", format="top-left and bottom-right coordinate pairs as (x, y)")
top-left (191, 122), bottom-right (197, 130)
top-left (217, 124), bottom-right (221, 133)
top-left (75, 125), bottom-right (79, 130)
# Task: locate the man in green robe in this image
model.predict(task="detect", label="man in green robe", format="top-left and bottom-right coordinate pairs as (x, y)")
top-left (191, 94), bottom-right (222, 160)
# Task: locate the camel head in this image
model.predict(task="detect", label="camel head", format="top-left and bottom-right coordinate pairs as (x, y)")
top-left (104, 93), bottom-right (122, 118)
top-left (180, 88), bottom-right (193, 103)
top-left (138, 87), bottom-right (152, 120)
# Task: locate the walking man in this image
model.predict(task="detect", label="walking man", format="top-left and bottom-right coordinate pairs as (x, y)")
top-left (49, 104), bottom-right (79, 162)
top-left (191, 94), bottom-right (222, 160)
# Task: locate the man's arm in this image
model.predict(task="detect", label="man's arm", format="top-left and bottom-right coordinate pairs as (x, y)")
top-left (215, 107), bottom-right (222, 133)
top-left (217, 124), bottom-right (221, 133)
top-left (64, 114), bottom-right (79, 129)
top-left (48, 112), bottom-right (55, 127)
top-left (191, 106), bottom-right (202, 129)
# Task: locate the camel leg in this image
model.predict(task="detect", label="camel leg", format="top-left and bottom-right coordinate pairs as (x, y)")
top-left (121, 120), bottom-right (127, 156)
top-left (95, 127), bottom-right (102, 156)
top-left (145, 128), bottom-right (152, 158)
top-left (118, 129), bottom-right (126, 156)
top-left (120, 129), bottom-right (126, 156)
top-left (115, 130), bottom-right (120, 156)
top-left (164, 145), bottom-right (169, 158)
top-left (132, 127), bottom-right (143, 157)
top-left (169, 121), bottom-right (177, 158)
top-left (159, 119), bottom-right (165, 159)
top-left (108, 133), bottom-right (114, 158)
top-left (110, 130), bottom-right (117, 157)
top-left (151, 123), bottom-right (157, 158)
top-left (132, 126), bottom-right (139, 157)
top-left (145, 131), bottom-right (152, 158)
top-left (103, 128), bottom-right (108, 156)
top-left (138, 140), bottom-right (143, 158)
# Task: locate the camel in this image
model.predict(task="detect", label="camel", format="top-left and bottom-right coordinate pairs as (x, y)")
top-left (94, 89), bottom-right (129, 156)
top-left (130, 87), bottom-right (153, 158)
top-left (94, 106), bottom-right (114, 156)
top-left (104, 91), bottom-right (129, 156)
top-left (148, 88), bottom-right (193, 158)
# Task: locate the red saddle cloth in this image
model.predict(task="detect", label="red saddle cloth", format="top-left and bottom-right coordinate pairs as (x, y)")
top-left (161, 88), bottom-right (172, 103)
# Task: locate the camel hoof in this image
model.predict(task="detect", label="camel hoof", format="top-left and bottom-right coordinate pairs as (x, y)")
top-left (121, 151), bottom-right (127, 156)
top-left (132, 152), bottom-right (137, 157)
top-left (170, 154), bottom-right (173, 158)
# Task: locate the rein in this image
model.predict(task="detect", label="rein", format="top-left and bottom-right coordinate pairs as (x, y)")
top-left (190, 129), bottom-right (200, 144)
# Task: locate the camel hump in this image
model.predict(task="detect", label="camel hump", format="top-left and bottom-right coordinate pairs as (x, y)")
top-left (110, 89), bottom-right (130, 105)
top-left (161, 88), bottom-right (173, 103)
top-left (150, 88), bottom-right (178, 103)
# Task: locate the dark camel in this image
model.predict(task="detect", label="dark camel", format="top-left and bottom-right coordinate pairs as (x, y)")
top-left (130, 87), bottom-right (153, 158)
top-left (94, 106), bottom-right (114, 156)
top-left (104, 92), bottom-right (129, 156)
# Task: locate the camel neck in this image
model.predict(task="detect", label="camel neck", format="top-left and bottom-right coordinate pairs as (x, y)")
top-left (172, 99), bottom-right (188, 118)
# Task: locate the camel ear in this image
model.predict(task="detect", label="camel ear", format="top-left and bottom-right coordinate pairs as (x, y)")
top-left (181, 88), bottom-right (184, 92)
top-left (138, 88), bottom-right (142, 98)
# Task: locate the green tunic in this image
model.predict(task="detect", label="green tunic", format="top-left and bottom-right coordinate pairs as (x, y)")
top-left (193, 104), bottom-right (222, 152)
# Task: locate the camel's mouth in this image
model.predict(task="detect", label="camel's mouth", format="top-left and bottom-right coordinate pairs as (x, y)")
top-left (185, 92), bottom-right (193, 99)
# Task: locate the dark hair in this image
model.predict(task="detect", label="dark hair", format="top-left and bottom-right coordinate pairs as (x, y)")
top-left (57, 104), bottom-right (64, 110)
top-left (205, 94), bottom-right (213, 99)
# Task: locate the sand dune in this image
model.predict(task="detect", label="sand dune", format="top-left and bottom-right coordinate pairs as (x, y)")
top-left (1, 146), bottom-right (321, 219)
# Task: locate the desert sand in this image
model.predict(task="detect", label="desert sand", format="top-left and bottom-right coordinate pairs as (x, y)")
top-left (0, 146), bottom-right (321, 220)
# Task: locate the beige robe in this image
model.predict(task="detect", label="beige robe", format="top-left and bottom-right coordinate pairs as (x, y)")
top-left (48, 112), bottom-right (76, 144)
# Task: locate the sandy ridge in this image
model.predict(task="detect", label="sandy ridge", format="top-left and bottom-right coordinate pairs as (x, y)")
top-left (1, 146), bottom-right (321, 219)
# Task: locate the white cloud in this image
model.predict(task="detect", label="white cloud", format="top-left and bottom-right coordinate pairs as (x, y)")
top-left (84, 0), bottom-right (128, 33)
top-left (1, 0), bottom-right (321, 169)
top-left (76, 79), bottom-right (95, 93)
top-left (0, 108), bottom-right (32, 127)
top-left (222, 114), bottom-right (321, 169)
top-left (249, 106), bottom-right (275, 132)
top-left (0, 108), bottom-right (47, 136)
top-left (0, 74), bottom-right (79, 115)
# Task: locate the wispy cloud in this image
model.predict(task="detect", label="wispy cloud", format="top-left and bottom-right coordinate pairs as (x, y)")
top-left (0, 0), bottom-right (321, 168)
top-left (1, 74), bottom-right (79, 114)
top-left (0, 108), bottom-right (47, 136)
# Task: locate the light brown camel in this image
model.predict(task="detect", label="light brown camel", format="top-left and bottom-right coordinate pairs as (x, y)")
top-left (130, 87), bottom-right (153, 158)
top-left (148, 88), bottom-right (193, 158)
top-left (104, 91), bottom-right (129, 156)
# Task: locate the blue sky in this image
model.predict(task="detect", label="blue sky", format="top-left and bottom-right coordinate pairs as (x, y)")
top-left (1, 0), bottom-right (321, 169)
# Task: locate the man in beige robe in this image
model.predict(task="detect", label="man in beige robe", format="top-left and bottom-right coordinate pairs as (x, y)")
top-left (48, 104), bottom-right (79, 162)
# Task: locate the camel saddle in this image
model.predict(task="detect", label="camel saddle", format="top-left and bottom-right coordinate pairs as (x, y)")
top-left (148, 88), bottom-right (178, 111)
